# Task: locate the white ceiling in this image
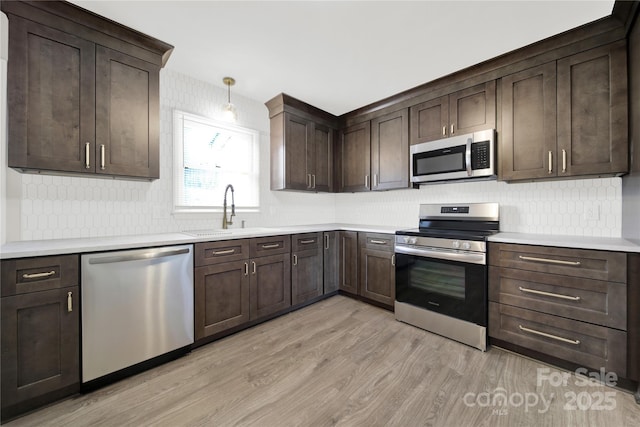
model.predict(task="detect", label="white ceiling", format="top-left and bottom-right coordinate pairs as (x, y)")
top-left (69, 1), bottom-right (614, 116)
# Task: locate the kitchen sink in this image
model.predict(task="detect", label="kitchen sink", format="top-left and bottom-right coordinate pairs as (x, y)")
top-left (181, 227), bottom-right (278, 238)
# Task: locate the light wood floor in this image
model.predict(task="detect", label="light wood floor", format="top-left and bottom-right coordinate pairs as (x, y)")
top-left (7, 295), bottom-right (640, 426)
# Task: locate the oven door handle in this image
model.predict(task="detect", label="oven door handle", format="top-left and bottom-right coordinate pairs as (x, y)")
top-left (466, 137), bottom-right (473, 176)
top-left (395, 245), bottom-right (486, 265)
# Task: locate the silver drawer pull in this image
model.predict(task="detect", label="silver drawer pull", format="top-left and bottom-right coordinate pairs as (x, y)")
top-left (261, 243), bottom-right (280, 249)
top-left (518, 255), bottom-right (581, 266)
top-left (299, 239), bottom-right (315, 244)
top-left (518, 325), bottom-right (580, 345)
top-left (213, 249), bottom-right (235, 255)
top-left (519, 287), bottom-right (581, 301)
top-left (370, 239), bottom-right (387, 245)
top-left (22, 270), bottom-right (56, 279)
top-left (67, 291), bottom-right (73, 312)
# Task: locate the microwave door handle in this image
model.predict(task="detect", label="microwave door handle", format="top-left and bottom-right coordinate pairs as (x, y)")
top-left (466, 137), bottom-right (473, 176)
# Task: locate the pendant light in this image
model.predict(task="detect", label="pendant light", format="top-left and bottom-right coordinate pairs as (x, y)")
top-left (222, 77), bottom-right (237, 122)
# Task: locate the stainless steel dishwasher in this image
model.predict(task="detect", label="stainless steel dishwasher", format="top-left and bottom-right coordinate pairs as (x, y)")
top-left (81, 245), bottom-right (194, 385)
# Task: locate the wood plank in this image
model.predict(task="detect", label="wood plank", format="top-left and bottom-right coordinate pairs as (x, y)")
top-left (5, 296), bottom-right (640, 426)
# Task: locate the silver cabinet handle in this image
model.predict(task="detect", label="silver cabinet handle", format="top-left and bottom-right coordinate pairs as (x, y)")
top-left (22, 270), bottom-right (55, 279)
top-left (213, 249), bottom-right (235, 255)
top-left (293, 254), bottom-right (298, 266)
top-left (391, 254), bottom-right (395, 266)
top-left (518, 255), bottom-right (581, 266)
top-left (442, 126), bottom-right (446, 136)
top-left (373, 174), bottom-right (378, 188)
top-left (299, 239), bottom-right (315, 244)
top-left (518, 325), bottom-right (580, 345)
top-left (562, 149), bottom-right (567, 173)
top-left (548, 151), bottom-right (553, 174)
top-left (370, 239), bottom-right (387, 245)
top-left (518, 286), bottom-right (581, 301)
top-left (244, 262), bottom-right (249, 276)
top-left (85, 142), bottom-right (91, 169)
top-left (261, 243), bottom-right (280, 249)
top-left (312, 174), bottom-right (316, 189)
top-left (252, 261), bottom-right (256, 275)
top-left (450, 124), bottom-right (455, 135)
top-left (324, 234), bottom-right (329, 250)
top-left (364, 175), bottom-right (369, 189)
top-left (67, 291), bottom-right (73, 312)
top-left (100, 144), bottom-right (106, 170)
top-left (307, 174), bottom-right (312, 188)
top-left (88, 247), bottom-right (190, 264)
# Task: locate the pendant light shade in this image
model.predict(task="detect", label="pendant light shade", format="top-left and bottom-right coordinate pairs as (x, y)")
top-left (222, 77), bottom-right (237, 122)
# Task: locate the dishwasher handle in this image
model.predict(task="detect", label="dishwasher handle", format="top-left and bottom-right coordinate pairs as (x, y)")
top-left (87, 247), bottom-right (191, 264)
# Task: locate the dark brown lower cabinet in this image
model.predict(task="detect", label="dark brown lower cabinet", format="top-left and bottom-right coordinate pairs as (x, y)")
top-left (195, 261), bottom-right (250, 340)
top-left (323, 231), bottom-right (339, 294)
top-left (359, 233), bottom-right (395, 308)
top-left (250, 253), bottom-right (291, 319)
top-left (338, 231), bottom-right (359, 295)
top-left (291, 233), bottom-right (323, 306)
top-left (1, 286), bottom-right (80, 421)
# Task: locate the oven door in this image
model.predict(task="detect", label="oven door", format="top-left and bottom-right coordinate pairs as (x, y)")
top-left (395, 249), bottom-right (487, 326)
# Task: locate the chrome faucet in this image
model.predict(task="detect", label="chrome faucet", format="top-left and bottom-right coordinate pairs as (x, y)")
top-left (222, 184), bottom-right (235, 229)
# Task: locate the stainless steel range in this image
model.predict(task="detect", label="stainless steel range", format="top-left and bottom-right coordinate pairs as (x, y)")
top-left (394, 202), bottom-right (499, 351)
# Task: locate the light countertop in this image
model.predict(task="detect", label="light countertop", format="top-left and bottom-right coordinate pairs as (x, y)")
top-left (0, 224), bottom-right (403, 259)
top-left (488, 232), bottom-right (640, 253)
top-left (2, 226), bottom-right (639, 259)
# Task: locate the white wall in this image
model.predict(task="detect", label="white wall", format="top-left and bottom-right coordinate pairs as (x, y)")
top-left (2, 69), bottom-right (624, 241)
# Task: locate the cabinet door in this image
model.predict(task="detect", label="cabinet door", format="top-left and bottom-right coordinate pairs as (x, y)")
top-left (500, 63), bottom-right (557, 180)
top-left (194, 261), bottom-right (250, 340)
top-left (409, 95), bottom-right (449, 144)
top-left (7, 16), bottom-right (95, 173)
top-left (285, 112), bottom-right (313, 190)
top-left (95, 46), bottom-right (160, 179)
top-left (339, 122), bottom-right (371, 192)
top-left (250, 253), bottom-right (291, 320)
top-left (323, 231), bottom-right (339, 294)
top-left (338, 231), bottom-right (359, 295)
top-left (557, 42), bottom-right (628, 177)
top-left (449, 81), bottom-right (496, 136)
top-left (1, 287), bottom-right (79, 413)
top-left (292, 249), bottom-right (323, 305)
top-left (371, 109), bottom-right (409, 191)
top-left (359, 248), bottom-right (395, 307)
top-left (311, 123), bottom-right (334, 192)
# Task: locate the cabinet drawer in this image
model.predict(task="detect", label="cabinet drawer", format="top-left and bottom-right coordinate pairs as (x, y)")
top-left (489, 302), bottom-right (626, 376)
top-left (250, 235), bottom-right (291, 258)
top-left (292, 232), bottom-right (322, 251)
top-left (195, 240), bottom-right (250, 267)
top-left (488, 243), bottom-right (626, 283)
top-left (359, 232), bottom-right (394, 252)
top-left (489, 267), bottom-right (626, 330)
top-left (1, 255), bottom-right (79, 297)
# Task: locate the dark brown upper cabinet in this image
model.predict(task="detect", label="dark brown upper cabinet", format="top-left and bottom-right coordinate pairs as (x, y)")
top-left (2, 1), bottom-right (172, 180)
top-left (410, 81), bottom-right (496, 145)
top-left (266, 94), bottom-right (337, 192)
top-left (500, 41), bottom-right (628, 181)
top-left (338, 109), bottom-right (409, 192)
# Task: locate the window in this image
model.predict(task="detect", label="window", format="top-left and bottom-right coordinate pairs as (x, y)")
top-left (173, 110), bottom-right (259, 212)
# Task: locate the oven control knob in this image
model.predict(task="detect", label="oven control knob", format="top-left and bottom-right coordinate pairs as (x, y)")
top-left (409, 237), bottom-right (418, 245)
top-left (452, 240), bottom-right (460, 249)
top-left (462, 242), bottom-right (471, 250)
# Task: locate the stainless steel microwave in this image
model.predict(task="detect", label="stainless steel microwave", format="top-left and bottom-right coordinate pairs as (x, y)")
top-left (410, 129), bottom-right (496, 185)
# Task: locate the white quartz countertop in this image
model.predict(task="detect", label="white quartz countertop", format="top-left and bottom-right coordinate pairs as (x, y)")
top-left (3, 226), bottom-right (640, 259)
top-left (488, 232), bottom-right (640, 253)
top-left (0, 224), bottom-right (404, 259)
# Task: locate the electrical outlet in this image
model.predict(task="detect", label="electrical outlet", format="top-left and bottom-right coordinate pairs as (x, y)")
top-left (584, 205), bottom-right (600, 221)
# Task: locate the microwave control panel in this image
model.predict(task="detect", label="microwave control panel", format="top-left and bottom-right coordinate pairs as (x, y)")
top-left (471, 141), bottom-right (491, 170)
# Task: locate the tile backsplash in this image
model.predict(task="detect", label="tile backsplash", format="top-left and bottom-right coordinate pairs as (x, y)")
top-left (5, 69), bottom-right (623, 241)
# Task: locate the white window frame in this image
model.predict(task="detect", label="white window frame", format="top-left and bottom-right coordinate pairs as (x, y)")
top-left (173, 110), bottom-right (260, 214)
